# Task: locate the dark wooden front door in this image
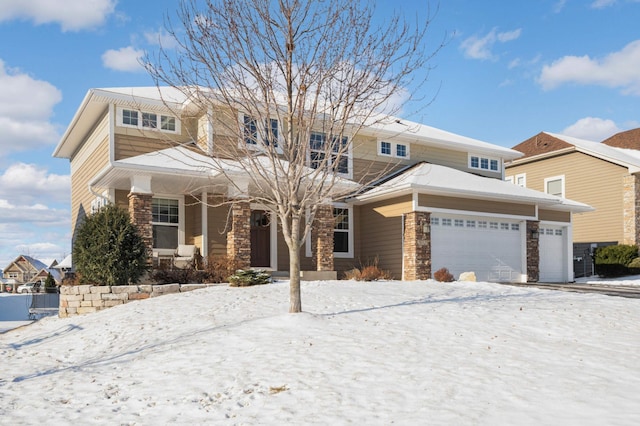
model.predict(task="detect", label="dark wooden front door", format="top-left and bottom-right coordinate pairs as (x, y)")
top-left (251, 210), bottom-right (271, 267)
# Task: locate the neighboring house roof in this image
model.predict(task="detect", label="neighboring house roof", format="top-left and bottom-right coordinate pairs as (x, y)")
top-left (54, 254), bottom-right (73, 270)
top-left (53, 86), bottom-right (522, 161)
top-left (353, 162), bottom-right (592, 213)
top-left (601, 128), bottom-right (640, 149)
top-left (2, 255), bottom-right (48, 275)
top-left (509, 131), bottom-right (640, 173)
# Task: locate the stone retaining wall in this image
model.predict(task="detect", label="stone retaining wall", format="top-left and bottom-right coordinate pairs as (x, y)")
top-left (59, 283), bottom-right (217, 317)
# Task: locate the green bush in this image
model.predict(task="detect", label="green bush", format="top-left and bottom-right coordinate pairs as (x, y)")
top-left (228, 269), bottom-right (271, 287)
top-left (594, 244), bottom-right (639, 277)
top-left (73, 204), bottom-right (148, 285)
top-left (44, 273), bottom-right (57, 293)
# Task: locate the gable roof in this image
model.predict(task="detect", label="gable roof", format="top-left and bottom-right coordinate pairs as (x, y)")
top-left (353, 162), bottom-right (592, 213)
top-left (509, 131), bottom-right (640, 173)
top-left (601, 128), bottom-right (640, 149)
top-left (3, 255), bottom-right (48, 274)
top-left (54, 86), bottom-right (522, 161)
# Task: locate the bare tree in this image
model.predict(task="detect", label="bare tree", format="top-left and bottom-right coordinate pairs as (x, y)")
top-left (146, 0), bottom-right (441, 313)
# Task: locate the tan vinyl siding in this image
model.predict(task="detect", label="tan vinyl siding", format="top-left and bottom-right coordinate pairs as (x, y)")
top-left (185, 197), bottom-right (202, 247)
top-left (114, 190), bottom-right (129, 210)
top-left (359, 199), bottom-right (406, 279)
top-left (69, 121), bottom-right (110, 234)
top-left (418, 194), bottom-right (536, 217)
top-left (114, 117), bottom-right (197, 160)
top-left (539, 210), bottom-right (570, 223)
top-left (206, 202), bottom-right (230, 257)
top-left (507, 151), bottom-right (627, 243)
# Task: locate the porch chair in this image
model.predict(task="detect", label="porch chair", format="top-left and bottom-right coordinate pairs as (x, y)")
top-left (173, 244), bottom-right (198, 269)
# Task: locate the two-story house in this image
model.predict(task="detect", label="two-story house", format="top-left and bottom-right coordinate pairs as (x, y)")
top-left (53, 87), bottom-right (590, 283)
top-left (506, 131), bottom-right (640, 277)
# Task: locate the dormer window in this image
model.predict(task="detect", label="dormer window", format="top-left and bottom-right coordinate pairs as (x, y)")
top-left (118, 108), bottom-right (180, 134)
top-left (469, 154), bottom-right (500, 172)
top-left (378, 140), bottom-right (410, 159)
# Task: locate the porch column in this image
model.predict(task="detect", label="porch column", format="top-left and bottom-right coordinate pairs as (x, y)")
top-left (403, 211), bottom-right (431, 281)
top-left (622, 174), bottom-right (640, 245)
top-left (128, 192), bottom-right (153, 267)
top-left (313, 204), bottom-right (334, 271)
top-left (526, 220), bottom-right (540, 282)
top-left (227, 200), bottom-right (251, 269)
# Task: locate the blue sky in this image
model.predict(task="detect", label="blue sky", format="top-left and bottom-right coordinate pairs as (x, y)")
top-left (0, 0), bottom-right (639, 268)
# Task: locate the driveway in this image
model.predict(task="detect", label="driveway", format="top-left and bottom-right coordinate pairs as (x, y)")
top-left (505, 281), bottom-right (640, 299)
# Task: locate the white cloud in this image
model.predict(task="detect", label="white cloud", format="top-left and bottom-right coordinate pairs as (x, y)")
top-left (144, 30), bottom-right (178, 49)
top-left (561, 117), bottom-right (621, 141)
top-left (553, 0), bottom-right (568, 13)
top-left (0, 163), bottom-right (70, 205)
top-left (460, 28), bottom-right (522, 61)
top-left (102, 46), bottom-right (145, 72)
top-left (0, 0), bottom-right (116, 32)
top-left (591, 0), bottom-right (617, 8)
top-left (538, 40), bottom-right (640, 95)
top-left (0, 60), bottom-right (62, 152)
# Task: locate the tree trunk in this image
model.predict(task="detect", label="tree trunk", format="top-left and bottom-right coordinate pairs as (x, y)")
top-left (289, 245), bottom-right (302, 313)
top-left (288, 215), bottom-right (302, 313)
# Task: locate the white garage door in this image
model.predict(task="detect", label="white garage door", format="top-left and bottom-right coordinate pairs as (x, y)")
top-left (430, 215), bottom-right (524, 282)
top-left (539, 225), bottom-right (566, 282)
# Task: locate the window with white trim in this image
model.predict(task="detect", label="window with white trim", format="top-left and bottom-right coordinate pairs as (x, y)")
top-left (118, 108), bottom-right (180, 134)
top-left (469, 154), bottom-right (501, 172)
top-left (378, 140), bottom-right (409, 159)
top-left (507, 173), bottom-right (526, 187)
top-left (152, 198), bottom-right (179, 249)
top-left (242, 114), bottom-right (279, 147)
top-left (309, 131), bottom-right (351, 176)
top-left (545, 175), bottom-right (565, 197)
top-left (333, 207), bottom-right (351, 255)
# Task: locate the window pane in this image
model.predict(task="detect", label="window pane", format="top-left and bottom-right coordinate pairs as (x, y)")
top-left (381, 141), bottom-right (391, 155)
top-left (153, 225), bottom-right (178, 249)
top-left (396, 144), bottom-right (407, 157)
top-left (161, 115), bottom-right (176, 131)
top-left (470, 157), bottom-right (479, 168)
top-left (152, 198), bottom-right (179, 224)
top-left (266, 118), bottom-right (278, 146)
top-left (334, 208), bottom-right (349, 230)
top-left (480, 158), bottom-right (489, 169)
top-left (142, 113), bottom-right (157, 128)
top-left (123, 109), bottom-right (138, 126)
top-left (490, 159), bottom-right (498, 171)
top-left (334, 231), bottom-right (349, 253)
top-left (547, 179), bottom-right (563, 196)
top-left (310, 151), bottom-right (325, 169)
top-left (310, 132), bottom-right (325, 150)
top-left (333, 154), bottom-right (349, 174)
top-left (244, 115), bottom-right (258, 145)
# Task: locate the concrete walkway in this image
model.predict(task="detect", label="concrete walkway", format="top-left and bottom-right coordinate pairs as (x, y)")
top-left (504, 282), bottom-right (640, 299)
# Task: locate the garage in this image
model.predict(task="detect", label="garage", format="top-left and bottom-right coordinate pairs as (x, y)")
top-left (539, 225), bottom-right (567, 282)
top-left (429, 214), bottom-right (525, 282)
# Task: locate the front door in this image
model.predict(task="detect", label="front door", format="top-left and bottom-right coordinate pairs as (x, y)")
top-left (250, 210), bottom-right (271, 267)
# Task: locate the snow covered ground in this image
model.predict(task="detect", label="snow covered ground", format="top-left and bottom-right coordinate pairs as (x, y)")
top-left (1, 279), bottom-right (639, 425)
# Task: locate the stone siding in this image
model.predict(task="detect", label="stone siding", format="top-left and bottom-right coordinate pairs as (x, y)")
top-left (526, 220), bottom-right (540, 282)
top-left (622, 174), bottom-right (640, 245)
top-left (59, 283), bottom-right (218, 317)
top-left (403, 211), bottom-right (431, 280)
top-left (227, 201), bottom-right (251, 269)
top-left (312, 205), bottom-right (335, 271)
top-left (128, 192), bottom-right (153, 266)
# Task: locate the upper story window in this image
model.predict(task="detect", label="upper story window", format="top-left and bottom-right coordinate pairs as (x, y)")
top-left (378, 140), bottom-right (410, 159)
top-left (118, 108), bottom-right (180, 134)
top-left (309, 131), bottom-right (351, 177)
top-left (469, 154), bottom-right (500, 172)
top-left (242, 114), bottom-right (279, 147)
top-left (545, 175), bottom-right (565, 197)
top-left (506, 173), bottom-right (526, 187)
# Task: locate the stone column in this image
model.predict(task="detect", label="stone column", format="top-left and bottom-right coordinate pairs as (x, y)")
top-left (128, 192), bottom-right (153, 267)
top-left (312, 205), bottom-right (334, 271)
top-left (403, 211), bottom-right (431, 281)
top-left (622, 174), bottom-right (640, 245)
top-left (526, 220), bottom-right (540, 282)
top-left (227, 200), bottom-right (251, 269)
